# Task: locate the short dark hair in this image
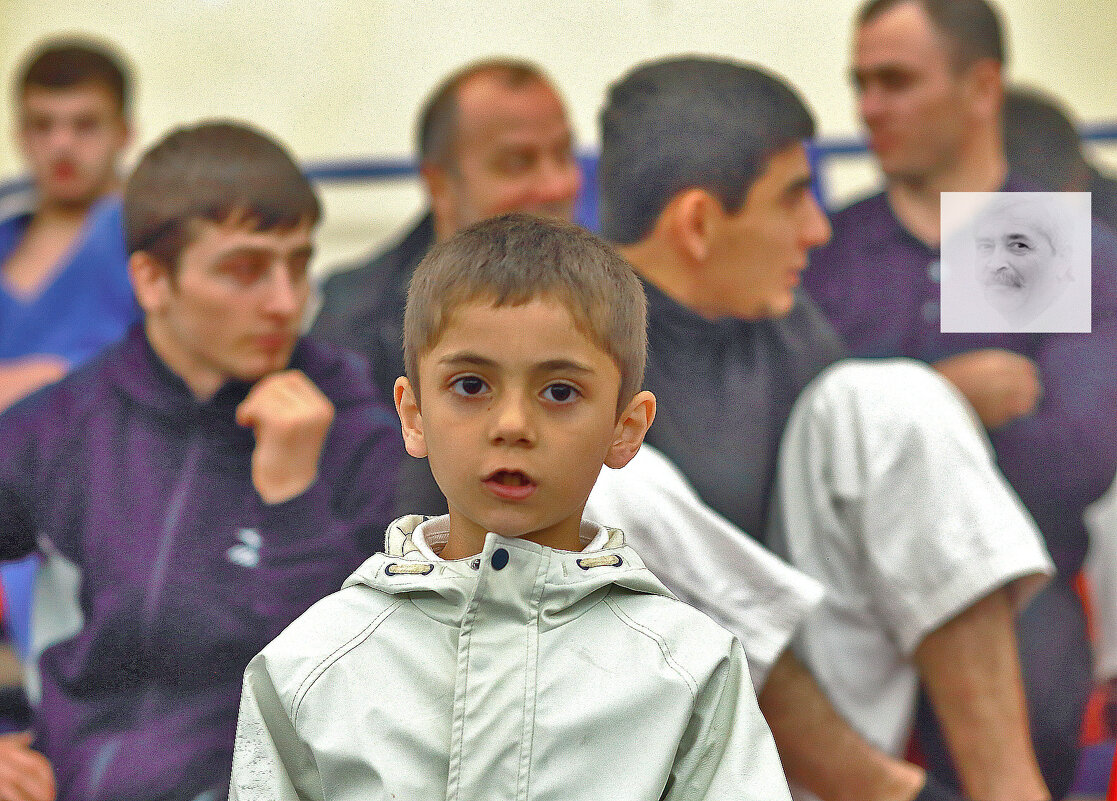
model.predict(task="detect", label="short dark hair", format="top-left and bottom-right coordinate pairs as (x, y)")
top-left (1003, 86), bottom-right (1088, 191)
top-left (404, 213), bottom-right (647, 410)
top-left (17, 37), bottom-right (131, 116)
top-left (124, 121), bottom-right (320, 267)
top-left (416, 58), bottom-right (554, 168)
top-left (598, 56), bottom-right (815, 245)
top-left (857, 0), bottom-right (1006, 67)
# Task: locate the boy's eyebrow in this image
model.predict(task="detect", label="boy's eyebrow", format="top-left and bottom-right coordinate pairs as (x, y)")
top-left (535, 359), bottom-right (594, 374)
top-left (438, 352), bottom-right (497, 368)
top-left (437, 352), bottom-right (595, 374)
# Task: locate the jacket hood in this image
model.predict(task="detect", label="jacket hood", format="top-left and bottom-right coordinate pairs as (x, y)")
top-left (344, 515), bottom-right (677, 632)
top-left (106, 324), bottom-right (378, 424)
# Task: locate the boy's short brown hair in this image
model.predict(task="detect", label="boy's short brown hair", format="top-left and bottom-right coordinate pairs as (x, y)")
top-left (124, 120), bottom-right (320, 269)
top-left (404, 213), bottom-right (647, 409)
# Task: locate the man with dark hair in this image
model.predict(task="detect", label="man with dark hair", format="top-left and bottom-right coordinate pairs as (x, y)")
top-left (600, 55), bottom-right (1053, 801)
top-left (319, 66), bottom-right (839, 721)
top-left (0, 120), bottom-right (401, 801)
top-left (856, 0), bottom-right (1004, 69)
top-left (803, 1), bottom-right (1117, 794)
top-left (1003, 85), bottom-right (1117, 233)
top-left (311, 57), bottom-right (581, 403)
top-left (1, 37), bottom-right (136, 411)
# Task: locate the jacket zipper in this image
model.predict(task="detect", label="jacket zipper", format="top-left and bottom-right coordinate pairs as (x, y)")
top-left (85, 432), bottom-right (203, 801)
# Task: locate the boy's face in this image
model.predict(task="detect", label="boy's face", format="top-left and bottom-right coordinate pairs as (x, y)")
top-left (131, 216), bottom-right (314, 400)
top-left (18, 82), bottom-right (129, 208)
top-left (395, 296), bottom-right (653, 556)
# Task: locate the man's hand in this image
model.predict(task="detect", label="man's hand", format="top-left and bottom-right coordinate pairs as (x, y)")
top-left (0, 732), bottom-right (55, 801)
top-left (0, 357), bottom-right (68, 413)
top-left (235, 370), bottom-right (335, 504)
top-left (932, 349), bottom-right (1041, 429)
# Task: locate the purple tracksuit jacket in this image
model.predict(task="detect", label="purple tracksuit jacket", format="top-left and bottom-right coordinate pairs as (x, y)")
top-left (804, 178), bottom-right (1117, 577)
top-left (0, 324), bottom-right (402, 801)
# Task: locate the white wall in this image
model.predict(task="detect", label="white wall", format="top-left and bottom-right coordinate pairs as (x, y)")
top-left (2, 0), bottom-right (1114, 273)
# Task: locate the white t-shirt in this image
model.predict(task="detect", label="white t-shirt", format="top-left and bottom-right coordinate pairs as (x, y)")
top-left (768, 359), bottom-right (1052, 798)
top-left (586, 443), bottom-right (825, 690)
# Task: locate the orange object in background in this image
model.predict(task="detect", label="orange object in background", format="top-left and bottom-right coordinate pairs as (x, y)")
top-left (1077, 573), bottom-right (1110, 744)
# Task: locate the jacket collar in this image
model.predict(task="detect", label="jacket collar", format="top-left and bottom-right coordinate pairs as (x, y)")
top-left (346, 515), bottom-right (675, 630)
top-left (106, 324), bottom-right (258, 430)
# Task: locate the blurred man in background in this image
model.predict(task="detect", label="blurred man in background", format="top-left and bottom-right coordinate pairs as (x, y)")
top-left (1, 38), bottom-right (136, 412)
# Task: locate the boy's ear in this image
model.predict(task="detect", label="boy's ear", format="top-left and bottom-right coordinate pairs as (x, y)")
top-left (605, 390), bottom-right (656, 469)
top-left (394, 376), bottom-right (429, 459)
top-left (128, 251), bottom-right (173, 315)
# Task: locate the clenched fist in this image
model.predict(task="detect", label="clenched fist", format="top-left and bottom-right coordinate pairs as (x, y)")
top-left (236, 370), bottom-right (335, 504)
top-left (933, 349), bottom-right (1042, 430)
top-left (0, 732), bottom-right (54, 801)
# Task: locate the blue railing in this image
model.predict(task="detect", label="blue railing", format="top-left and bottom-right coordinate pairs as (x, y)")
top-left (3, 123), bottom-right (1115, 224)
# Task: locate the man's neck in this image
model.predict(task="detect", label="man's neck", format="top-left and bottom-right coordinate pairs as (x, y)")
top-left (618, 239), bottom-right (719, 320)
top-left (2, 191), bottom-right (115, 295)
top-left (143, 319), bottom-right (223, 402)
top-left (31, 199), bottom-right (99, 228)
top-left (885, 142), bottom-right (1007, 247)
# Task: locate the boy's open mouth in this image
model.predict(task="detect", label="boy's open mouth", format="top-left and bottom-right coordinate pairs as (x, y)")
top-left (483, 470), bottom-right (537, 499)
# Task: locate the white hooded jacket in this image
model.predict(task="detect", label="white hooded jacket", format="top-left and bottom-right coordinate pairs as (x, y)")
top-left (230, 515), bottom-right (791, 800)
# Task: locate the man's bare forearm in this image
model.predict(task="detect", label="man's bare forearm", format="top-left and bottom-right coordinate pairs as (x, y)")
top-left (759, 650), bottom-right (926, 801)
top-left (914, 588), bottom-right (1049, 801)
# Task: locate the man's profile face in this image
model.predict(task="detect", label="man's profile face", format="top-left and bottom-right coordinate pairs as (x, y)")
top-left (427, 74), bottom-right (581, 239)
top-left (18, 82), bottom-right (129, 208)
top-left (975, 205), bottom-right (1062, 319)
top-left (705, 142), bottom-right (831, 321)
top-left (140, 217), bottom-right (314, 399)
top-left (852, 1), bottom-right (971, 182)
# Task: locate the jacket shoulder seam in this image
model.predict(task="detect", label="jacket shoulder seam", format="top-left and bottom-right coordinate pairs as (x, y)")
top-left (290, 596), bottom-right (404, 724)
top-left (602, 594), bottom-right (699, 699)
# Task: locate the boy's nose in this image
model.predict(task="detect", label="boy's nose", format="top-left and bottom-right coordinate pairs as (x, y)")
top-left (490, 393), bottom-right (534, 445)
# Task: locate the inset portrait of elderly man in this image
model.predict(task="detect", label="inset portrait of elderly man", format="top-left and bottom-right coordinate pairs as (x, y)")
top-left (941, 191), bottom-right (1091, 333)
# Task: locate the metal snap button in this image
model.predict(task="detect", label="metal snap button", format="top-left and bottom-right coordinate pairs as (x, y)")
top-left (491, 548), bottom-right (509, 570)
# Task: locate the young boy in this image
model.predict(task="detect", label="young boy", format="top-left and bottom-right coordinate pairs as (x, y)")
top-left (229, 213), bottom-right (792, 800)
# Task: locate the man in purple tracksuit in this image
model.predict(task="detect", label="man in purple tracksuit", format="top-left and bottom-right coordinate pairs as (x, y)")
top-left (0, 122), bottom-right (402, 801)
top-left (802, 0), bottom-right (1117, 795)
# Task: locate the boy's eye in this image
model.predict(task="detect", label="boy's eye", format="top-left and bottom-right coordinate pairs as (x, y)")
top-left (450, 376), bottom-right (489, 396)
top-left (541, 383), bottom-right (580, 403)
